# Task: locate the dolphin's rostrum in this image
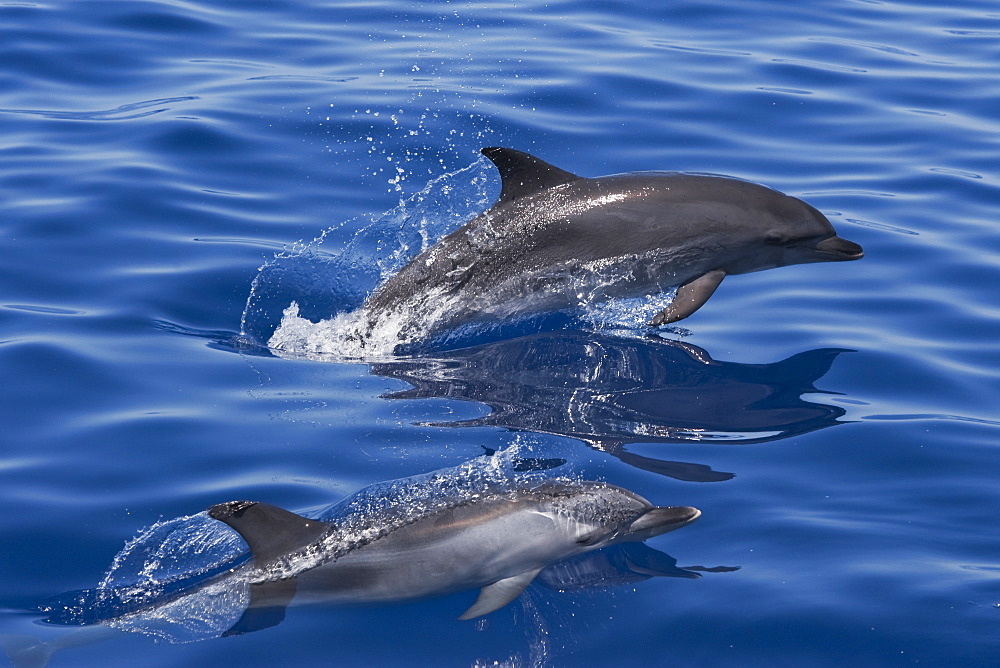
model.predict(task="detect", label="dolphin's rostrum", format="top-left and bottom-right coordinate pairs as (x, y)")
top-left (361, 147), bottom-right (863, 340)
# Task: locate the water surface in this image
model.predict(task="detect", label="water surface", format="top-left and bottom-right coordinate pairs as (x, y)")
top-left (2, 0), bottom-right (999, 666)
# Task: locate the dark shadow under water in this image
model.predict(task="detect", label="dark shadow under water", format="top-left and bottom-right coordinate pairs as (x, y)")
top-left (373, 331), bottom-right (851, 482)
top-left (157, 321), bottom-right (852, 483)
top-left (372, 331), bottom-right (849, 482)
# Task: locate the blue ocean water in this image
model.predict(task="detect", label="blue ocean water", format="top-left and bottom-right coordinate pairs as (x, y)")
top-left (2, 0), bottom-right (999, 665)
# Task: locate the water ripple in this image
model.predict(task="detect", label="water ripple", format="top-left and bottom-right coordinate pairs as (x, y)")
top-left (810, 36), bottom-right (922, 59)
top-left (2, 304), bottom-right (85, 316)
top-left (0, 96), bottom-right (198, 121)
top-left (844, 218), bottom-right (919, 236)
top-left (865, 414), bottom-right (1000, 427)
top-left (247, 74), bottom-right (360, 83)
top-left (756, 86), bottom-right (813, 95)
top-left (771, 57), bottom-right (867, 74)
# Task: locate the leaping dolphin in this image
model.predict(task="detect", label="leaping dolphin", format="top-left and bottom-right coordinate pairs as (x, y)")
top-left (361, 147), bottom-right (863, 339)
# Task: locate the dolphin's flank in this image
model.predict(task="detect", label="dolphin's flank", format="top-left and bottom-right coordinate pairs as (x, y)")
top-left (209, 479), bottom-right (700, 621)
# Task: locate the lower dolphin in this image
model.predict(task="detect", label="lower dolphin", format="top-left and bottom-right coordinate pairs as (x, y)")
top-left (30, 464), bottom-right (710, 656)
top-left (209, 478), bottom-right (700, 621)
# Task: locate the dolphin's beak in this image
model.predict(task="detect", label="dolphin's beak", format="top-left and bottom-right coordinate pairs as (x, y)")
top-left (813, 235), bottom-right (864, 261)
top-left (627, 506), bottom-right (701, 541)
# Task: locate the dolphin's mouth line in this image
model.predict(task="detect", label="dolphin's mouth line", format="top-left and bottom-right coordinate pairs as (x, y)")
top-left (815, 248), bottom-right (864, 260)
top-left (810, 235), bottom-right (865, 260)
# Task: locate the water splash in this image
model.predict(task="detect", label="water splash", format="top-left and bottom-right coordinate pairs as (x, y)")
top-left (38, 513), bottom-right (249, 638)
top-left (98, 513), bottom-right (247, 592)
top-left (241, 157), bottom-right (495, 356)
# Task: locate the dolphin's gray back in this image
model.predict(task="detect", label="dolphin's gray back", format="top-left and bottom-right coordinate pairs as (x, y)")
top-left (290, 479), bottom-right (693, 607)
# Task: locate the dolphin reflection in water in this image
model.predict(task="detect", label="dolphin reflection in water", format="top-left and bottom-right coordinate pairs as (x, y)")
top-left (31, 459), bottom-right (722, 653)
top-left (373, 332), bottom-right (851, 482)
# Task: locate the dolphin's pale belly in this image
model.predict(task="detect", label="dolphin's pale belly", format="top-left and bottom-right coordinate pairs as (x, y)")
top-left (370, 248), bottom-right (709, 338)
top-left (292, 501), bottom-right (584, 606)
top-left (474, 250), bottom-right (709, 313)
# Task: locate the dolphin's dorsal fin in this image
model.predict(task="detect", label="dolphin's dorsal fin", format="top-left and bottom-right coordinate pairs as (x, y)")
top-left (772, 348), bottom-right (851, 386)
top-left (208, 501), bottom-right (333, 567)
top-left (458, 567), bottom-right (543, 619)
top-left (481, 147), bottom-right (580, 204)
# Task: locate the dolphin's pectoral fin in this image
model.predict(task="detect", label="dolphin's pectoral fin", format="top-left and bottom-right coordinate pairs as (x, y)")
top-left (458, 568), bottom-right (544, 620)
top-left (649, 269), bottom-right (726, 326)
top-left (208, 501), bottom-right (333, 568)
top-left (223, 578), bottom-right (299, 637)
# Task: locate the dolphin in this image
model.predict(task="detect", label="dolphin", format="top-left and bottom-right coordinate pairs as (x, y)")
top-left (208, 478), bottom-right (700, 622)
top-left (361, 147), bottom-right (863, 338)
top-left (23, 465), bottom-right (711, 664)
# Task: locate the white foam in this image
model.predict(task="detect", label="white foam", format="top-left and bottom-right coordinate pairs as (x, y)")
top-left (267, 286), bottom-right (461, 360)
top-left (267, 302), bottom-right (376, 360)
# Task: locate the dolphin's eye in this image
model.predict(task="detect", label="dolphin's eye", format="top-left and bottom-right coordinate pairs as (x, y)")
top-left (765, 232), bottom-right (790, 246)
